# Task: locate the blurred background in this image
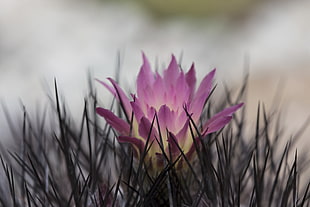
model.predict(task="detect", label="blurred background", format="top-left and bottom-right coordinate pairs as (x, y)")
top-left (0, 0), bottom-right (309, 145)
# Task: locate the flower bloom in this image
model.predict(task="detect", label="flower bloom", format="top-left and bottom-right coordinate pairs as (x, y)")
top-left (96, 54), bottom-right (243, 171)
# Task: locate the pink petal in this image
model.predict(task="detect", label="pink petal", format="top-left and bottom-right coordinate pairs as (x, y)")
top-left (146, 106), bottom-right (156, 121)
top-left (205, 103), bottom-right (244, 125)
top-left (203, 103), bottom-right (244, 135)
top-left (97, 78), bottom-right (132, 118)
top-left (157, 105), bottom-right (175, 132)
top-left (118, 136), bottom-right (145, 153)
top-left (176, 120), bottom-right (189, 144)
top-left (177, 105), bottom-right (189, 128)
top-left (137, 53), bottom-right (155, 100)
top-left (131, 94), bottom-right (147, 116)
top-left (185, 63), bottom-right (196, 98)
top-left (107, 78), bottom-right (132, 119)
top-left (203, 116), bottom-right (232, 135)
top-left (175, 71), bottom-right (190, 104)
top-left (96, 107), bottom-right (130, 135)
top-left (190, 69), bottom-right (216, 121)
top-left (138, 116), bottom-right (158, 141)
top-left (167, 132), bottom-right (180, 156)
top-left (96, 78), bottom-right (116, 96)
top-left (131, 101), bottom-right (145, 122)
top-left (153, 74), bottom-right (165, 102)
top-left (164, 55), bottom-right (179, 84)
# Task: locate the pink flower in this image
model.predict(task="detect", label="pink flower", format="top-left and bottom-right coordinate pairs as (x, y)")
top-left (96, 54), bottom-right (243, 171)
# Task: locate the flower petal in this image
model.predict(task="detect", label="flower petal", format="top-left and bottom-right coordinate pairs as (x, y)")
top-left (185, 63), bottom-right (196, 98)
top-left (206, 103), bottom-right (244, 125)
top-left (107, 78), bottom-right (132, 120)
top-left (138, 116), bottom-right (158, 141)
top-left (96, 107), bottom-right (130, 135)
top-left (164, 55), bottom-right (179, 84)
top-left (203, 103), bottom-right (244, 134)
top-left (137, 53), bottom-right (155, 101)
top-left (158, 105), bottom-right (175, 132)
top-left (153, 73), bottom-right (165, 104)
top-left (131, 101), bottom-right (144, 122)
top-left (175, 71), bottom-right (190, 105)
top-left (176, 120), bottom-right (189, 144)
top-left (118, 136), bottom-right (145, 153)
top-left (190, 68), bottom-right (216, 121)
top-left (167, 132), bottom-right (180, 157)
top-left (146, 106), bottom-right (156, 121)
top-left (203, 116), bottom-right (232, 135)
top-left (96, 78), bottom-right (116, 96)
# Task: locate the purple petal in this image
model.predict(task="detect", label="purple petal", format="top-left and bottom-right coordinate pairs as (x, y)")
top-left (185, 63), bottom-right (196, 98)
top-left (118, 136), bottom-right (145, 153)
top-left (96, 107), bottom-right (130, 135)
top-left (146, 106), bottom-right (156, 121)
top-left (131, 101), bottom-right (145, 122)
top-left (167, 132), bottom-right (180, 156)
top-left (164, 55), bottom-right (179, 84)
top-left (175, 71), bottom-right (190, 104)
top-left (176, 120), bottom-right (189, 144)
top-left (153, 74), bottom-right (165, 102)
top-left (203, 116), bottom-right (232, 135)
top-left (190, 69), bottom-right (216, 121)
top-left (97, 78), bottom-right (132, 118)
top-left (137, 53), bottom-right (155, 100)
top-left (96, 78), bottom-right (116, 96)
top-left (157, 105), bottom-right (170, 125)
top-left (203, 103), bottom-right (244, 135)
top-left (158, 105), bottom-right (175, 132)
top-left (176, 104), bottom-right (189, 127)
top-left (138, 116), bottom-right (158, 141)
top-left (107, 78), bottom-right (132, 119)
top-left (205, 103), bottom-right (244, 125)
